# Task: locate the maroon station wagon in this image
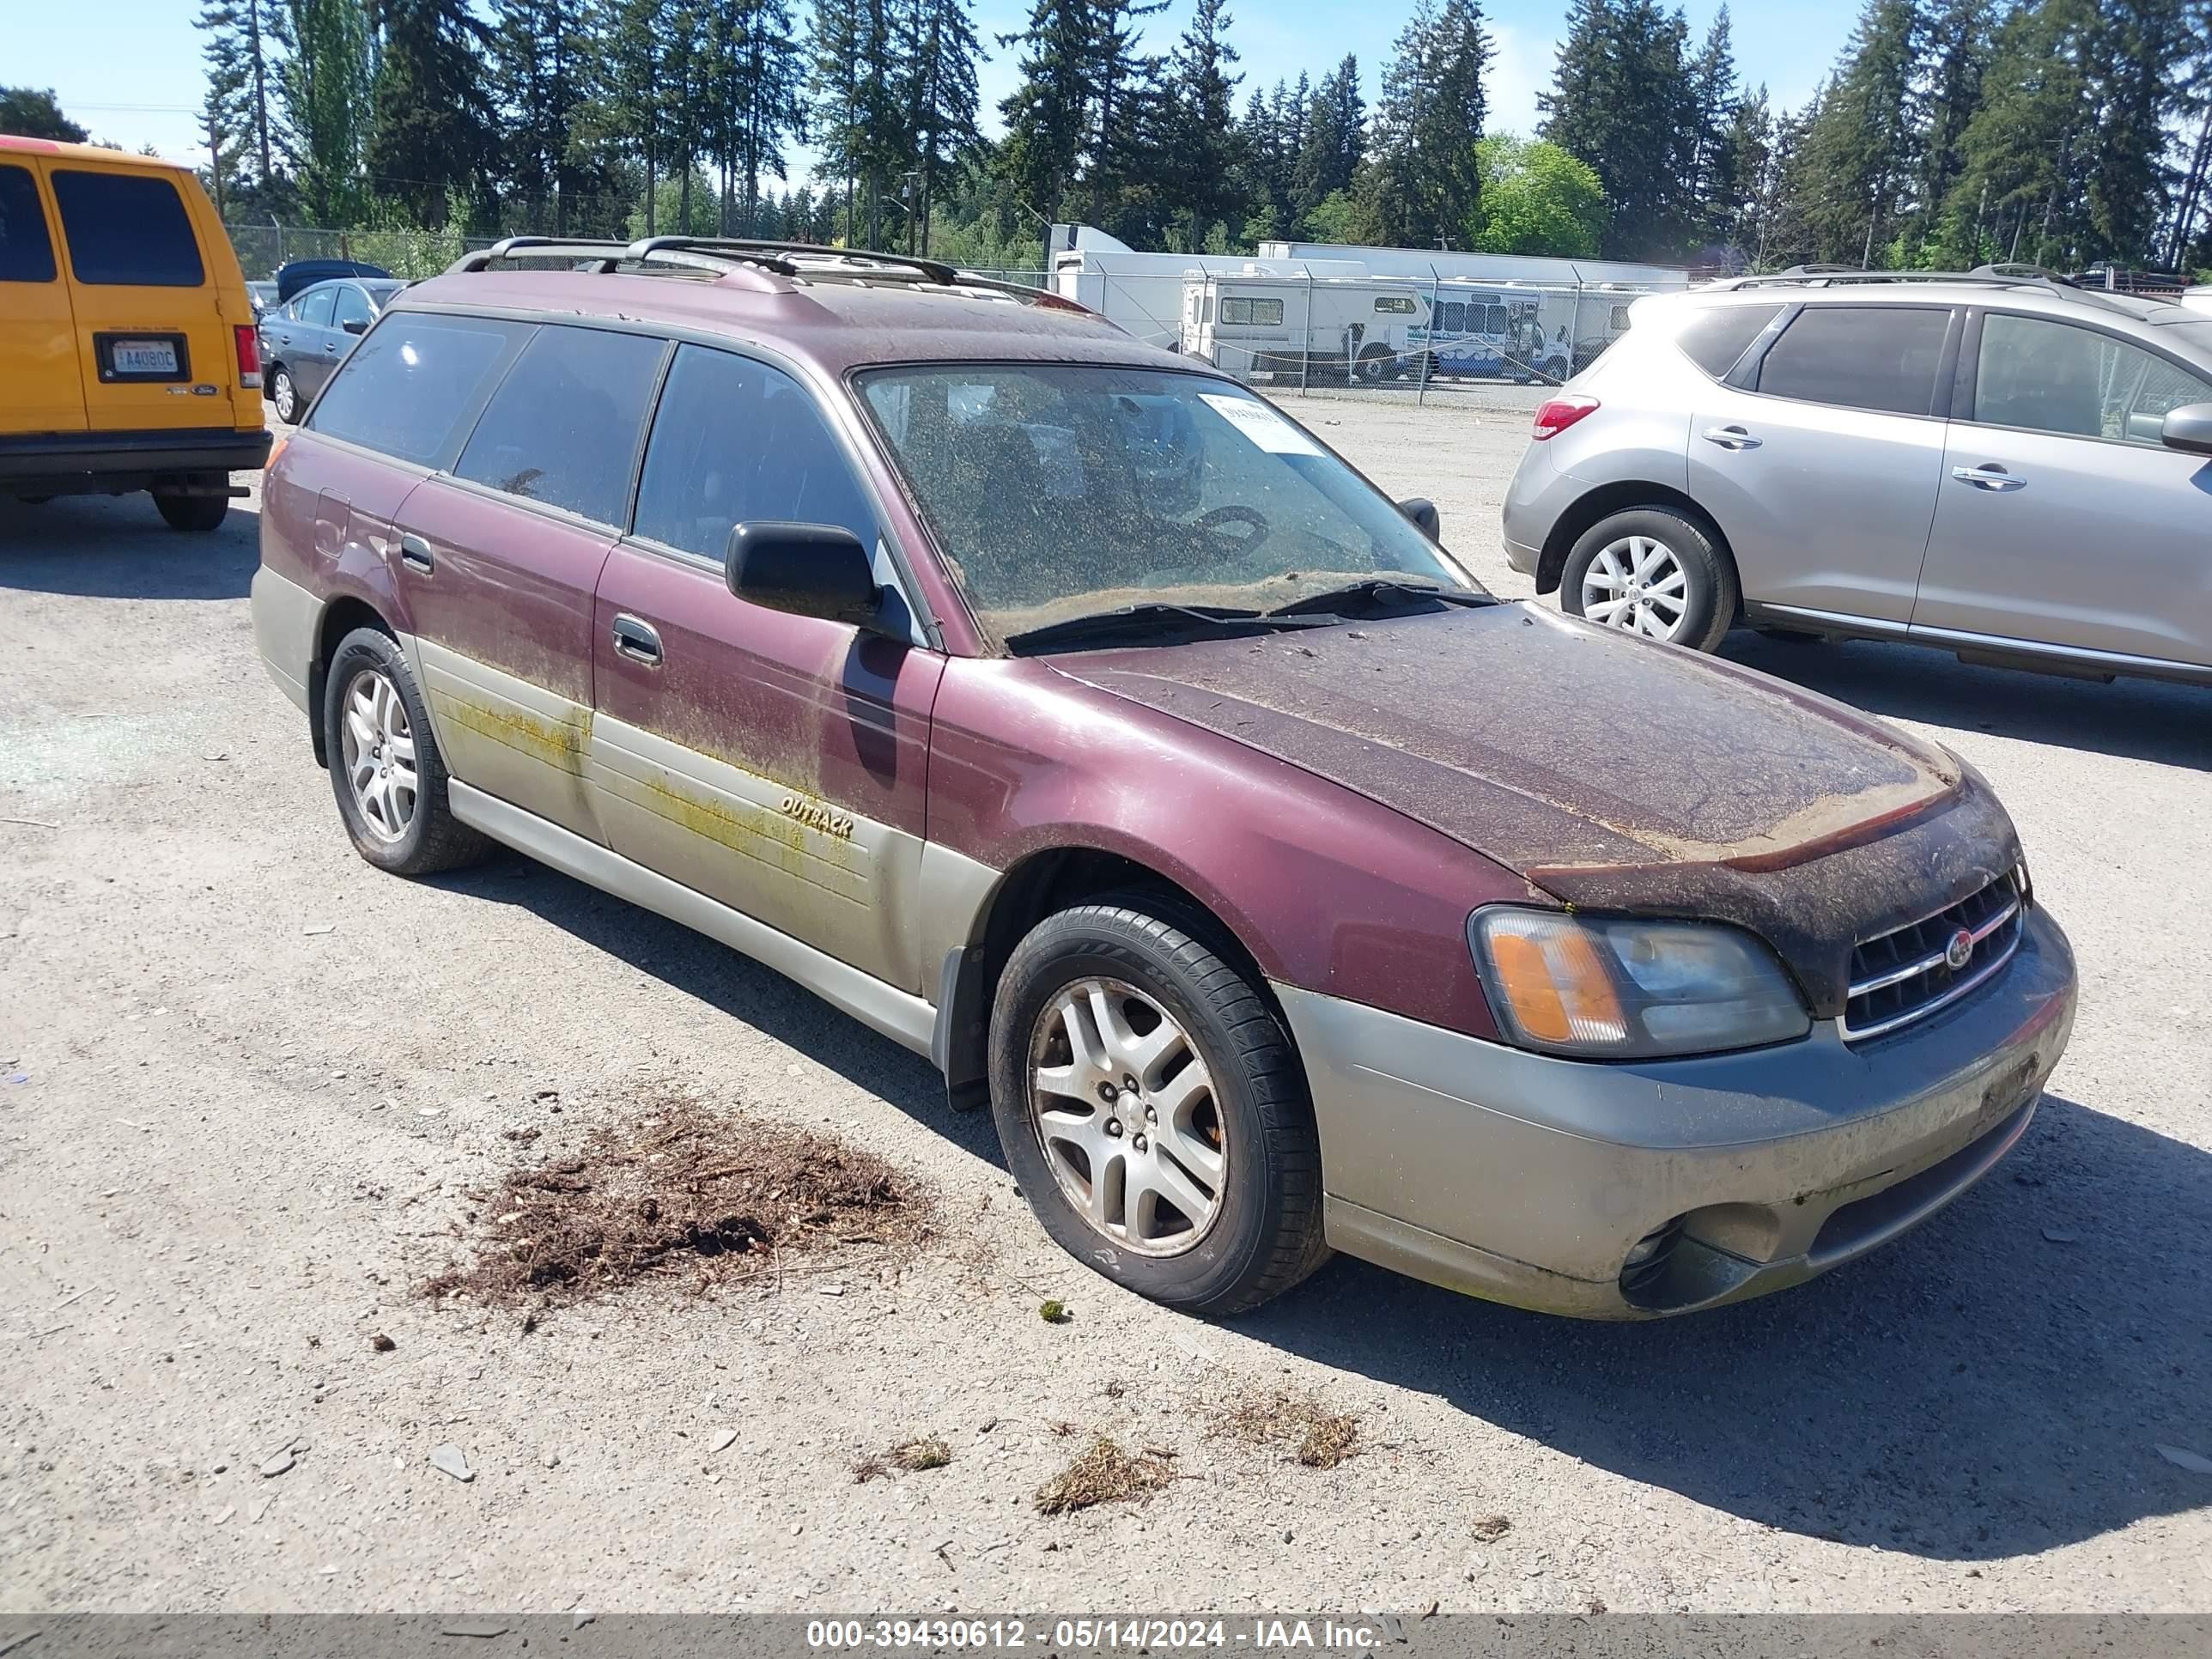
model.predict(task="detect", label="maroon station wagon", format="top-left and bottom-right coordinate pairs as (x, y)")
top-left (251, 237), bottom-right (2077, 1318)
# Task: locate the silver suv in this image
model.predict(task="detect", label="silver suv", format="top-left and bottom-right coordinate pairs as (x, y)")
top-left (1501, 270), bottom-right (2212, 685)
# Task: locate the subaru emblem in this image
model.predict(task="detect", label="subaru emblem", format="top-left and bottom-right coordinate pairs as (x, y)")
top-left (1944, 927), bottom-right (1974, 972)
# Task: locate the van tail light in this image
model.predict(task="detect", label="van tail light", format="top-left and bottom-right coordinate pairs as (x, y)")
top-left (234, 324), bottom-right (262, 390)
top-left (1532, 394), bottom-right (1600, 440)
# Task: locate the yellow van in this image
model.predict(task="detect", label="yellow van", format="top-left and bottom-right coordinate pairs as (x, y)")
top-left (1, 137), bottom-right (269, 531)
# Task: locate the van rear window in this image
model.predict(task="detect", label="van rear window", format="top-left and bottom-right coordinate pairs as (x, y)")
top-left (51, 169), bottom-right (204, 287)
top-left (0, 165), bottom-right (57, 283)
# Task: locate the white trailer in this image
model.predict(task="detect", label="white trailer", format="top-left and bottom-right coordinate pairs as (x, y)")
top-left (1179, 270), bottom-right (1433, 382)
top-left (1048, 224), bottom-right (1364, 349)
top-left (1252, 239), bottom-right (1690, 290)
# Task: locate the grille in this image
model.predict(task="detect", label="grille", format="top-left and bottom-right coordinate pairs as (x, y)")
top-left (1843, 872), bottom-right (2023, 1042)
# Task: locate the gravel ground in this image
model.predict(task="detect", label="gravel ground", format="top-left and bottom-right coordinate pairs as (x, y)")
top-left (2, 394), bottom-right (2208, 1616)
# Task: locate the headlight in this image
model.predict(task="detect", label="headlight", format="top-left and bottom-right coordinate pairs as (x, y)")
top-left (1469, 907), bottom-right (1810, 1059)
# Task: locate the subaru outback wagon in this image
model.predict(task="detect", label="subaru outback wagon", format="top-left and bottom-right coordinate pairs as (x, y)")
top-left (1504, 268), bottom-right (2212, 686)
top-left (251, 236), bottom-right (2076, 1318)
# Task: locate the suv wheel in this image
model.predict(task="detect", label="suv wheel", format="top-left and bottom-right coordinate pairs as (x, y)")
top-left (1560, 506), bottom-right (1737, 652)
top-left (153, 489), bottom-right (229, 533)
top-left (322, 626), bottom-right (491, 876)
top-left (270, 366), bottom-right (301, 424)
top-left (988, 896), bottom-right (1329, 1316)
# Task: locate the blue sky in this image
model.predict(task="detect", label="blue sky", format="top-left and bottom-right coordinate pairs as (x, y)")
top-left (11, 0), bottom-right (1854, 183)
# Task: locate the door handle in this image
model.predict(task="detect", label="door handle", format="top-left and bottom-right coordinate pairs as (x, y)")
top-left (398, 533), bottom-right (434, 574)
top-left (1952, 464), bottom-right (2026, 491)
top-left (611, 613), bottom-right (663, 666)
top-left (1701, 424), bottom-right (1761, 450)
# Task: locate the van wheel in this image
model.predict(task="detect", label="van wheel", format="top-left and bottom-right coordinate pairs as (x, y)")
top-left (270, 366), bottom-right (301, 424)
top-left (1356, 344), bottom-right (1392, 383)
top-left (988, 896), bottom-right (1329, 1316)
top-left (154, 490), bottom-right (229, 533)
top-left (1560, 506), bottom-right (1737, 653)
top-left (322, 626), bottom-right (492, 877)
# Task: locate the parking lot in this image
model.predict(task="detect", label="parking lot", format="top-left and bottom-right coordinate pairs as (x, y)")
top-left (2, 391), bottom-right (2208, 1615)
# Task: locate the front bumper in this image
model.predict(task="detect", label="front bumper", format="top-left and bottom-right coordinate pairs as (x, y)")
top-left (0, 426), bottom-right (271, 496)
top-left (1277, 904), bottom-right (2076, 1318)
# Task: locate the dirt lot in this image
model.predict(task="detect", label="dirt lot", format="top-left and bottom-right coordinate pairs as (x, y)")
top-left (3, 392), bottom-right (2209, 1615)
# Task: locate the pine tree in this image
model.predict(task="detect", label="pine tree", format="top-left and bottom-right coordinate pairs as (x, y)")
top-left (366, 0), bottom-right (495, 228)
top-left (1158, 0), bottom-right (1245, 248)
top-left (1355, 0), bottom-right (1488, 248)
top-left (995, 0), bottom-right (1093, 228)
top-left (1292, 55), bottom-right (1364, 228)
top-left (899, 0), bottom-right (986, 253)
top-left (593, 0), bottom-right (670, 234)
top-left (1795, 0), bottom-right (1923, 265)
top-left (1942, 0), bottom-right (2097, 266)
top-left (198, 0), bottom-right (281, 197)
top-left (277, 0), bottom-right (374, 224)
top-left (1684, 8), bottom-right (1738, 246)
top-left (489, 0), bottom-right (590, 234)
top-left (1910, 0), bottom-right (1992, 258)
top-left (2080, 0), bottom-right (2193, 263)
top-left (1540, 0), bottom-right (1695, 258)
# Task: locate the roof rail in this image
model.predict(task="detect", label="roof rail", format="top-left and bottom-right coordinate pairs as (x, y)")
top-left (439, 234), bottom-right (1096, 315)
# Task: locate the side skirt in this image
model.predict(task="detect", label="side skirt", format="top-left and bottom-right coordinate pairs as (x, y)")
top-left (448, 779), bottom-right (940, 1061)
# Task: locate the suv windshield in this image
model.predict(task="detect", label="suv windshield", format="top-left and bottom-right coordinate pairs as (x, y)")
top-left (856, 365), bottom-right (1479, 644)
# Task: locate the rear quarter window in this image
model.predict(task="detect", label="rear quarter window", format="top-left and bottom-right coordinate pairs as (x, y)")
top-left (0, 164), bottom-right (57, 283)
top-left (50, 169), bottom-right (204, 287)
top-left (1674, 303), bottom-right (1782, 378)
top-left (308, 313), bottom-right (528, 465)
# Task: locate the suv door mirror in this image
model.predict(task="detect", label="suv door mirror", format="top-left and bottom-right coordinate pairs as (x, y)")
top-left (2160, 402), bottom-right (2212, 457)
top-left (725, 520), bottom-right (881, 629)
top-left (341, 317), bottom-right (368, 336)
top-left (1399, 497), bottom-right (1441, 539)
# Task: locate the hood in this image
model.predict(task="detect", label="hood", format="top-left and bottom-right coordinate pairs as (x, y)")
top-left (1050, 604), bottom-right (2021, 1016)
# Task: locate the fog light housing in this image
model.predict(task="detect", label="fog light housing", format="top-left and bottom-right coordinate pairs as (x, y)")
top-left (1620, 1215), bottom-right (1686, 1299)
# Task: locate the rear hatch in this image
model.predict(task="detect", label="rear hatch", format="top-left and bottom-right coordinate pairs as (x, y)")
top-left (45, 155), bottom-right (255, 433)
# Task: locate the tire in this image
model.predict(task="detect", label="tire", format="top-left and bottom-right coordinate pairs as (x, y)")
top-left (321, 625), bottom-right (492, 877)
top-left (153, 489), bottom-right (229, 533)
top-left (270, 365), bottom-right (301, 424)
top-left (988, 895), bottom-right (1329, 1316)
top-left (1559, 505), bottom-right (1738, 653)
top-left (1355, 344), bottom-right (1392, 384)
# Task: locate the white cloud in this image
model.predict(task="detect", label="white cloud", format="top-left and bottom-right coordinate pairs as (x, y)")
top-left (1484, 21), bottom-right (1557, 142)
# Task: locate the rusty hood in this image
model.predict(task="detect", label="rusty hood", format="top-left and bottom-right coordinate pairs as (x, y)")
top-left (1049, 603), bottom-right (2021, 1015)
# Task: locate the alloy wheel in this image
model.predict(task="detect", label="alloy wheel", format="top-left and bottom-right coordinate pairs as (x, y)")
top-left (274, 371), bottom-right (297, 422)
top-left (340, 667), bottom-right (418, 842)
top-left (1582, 535), bottom-right (1690, 641)
top-left (1027, 977), bottom-right (1229, 1257)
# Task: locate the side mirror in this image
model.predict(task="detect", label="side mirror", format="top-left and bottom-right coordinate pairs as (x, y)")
top-left (2160, 402), bottom-right (2212, 457)
top-left (726, 520), bottom-right (881, 629)
top-left (341, 317), bottom-right (368, 336)
top-left (1399, 497), bottom-right (1441, 540)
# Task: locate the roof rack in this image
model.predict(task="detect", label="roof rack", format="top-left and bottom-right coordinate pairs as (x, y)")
top-left (451, 234), bottom-right (954, 288)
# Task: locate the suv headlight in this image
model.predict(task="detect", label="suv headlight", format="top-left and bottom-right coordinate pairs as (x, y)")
top-left (1469, 907), bottom-right (1810, 1059)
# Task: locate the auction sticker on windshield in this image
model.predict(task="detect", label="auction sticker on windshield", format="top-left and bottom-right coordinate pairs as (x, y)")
top-left (1199, 393), bottom-right (1322, 456)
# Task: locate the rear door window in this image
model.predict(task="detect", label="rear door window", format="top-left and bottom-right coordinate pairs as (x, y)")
top-left (309, 313), bottom-right (528, 465)
top-left (453, 325), bottom-right (668, 525)
top-left (1756, 305), bottom-right (1950, 416)
top-left (631, 344), bottom-right (879, 559)
top-left (49, 169), bottom-right (204, 287)
top-left (296, 285), bottom-right (337, 327)
top-left (1675, 304), bottom-right (1780, 378)
top-left (0, 165), bottom-right (57, 283)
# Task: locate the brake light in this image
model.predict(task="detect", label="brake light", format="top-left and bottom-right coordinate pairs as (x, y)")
top-left (234, 324), bottom-right (262, 389)
top-left (1532, 394), bottom-right (1600, 440)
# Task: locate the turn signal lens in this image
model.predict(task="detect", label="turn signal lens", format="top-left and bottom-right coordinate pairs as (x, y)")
top-left (1471, 907), bottom-right (1809, 1059)
top-left (1486, 922), bottom-right (1626, 1045)
top-left (1531, 394), bottom-right (1600, 439)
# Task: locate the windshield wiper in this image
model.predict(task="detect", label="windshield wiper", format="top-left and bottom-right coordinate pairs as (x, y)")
top-left (1005, 602), bottom-right (1335, 654)
top-left (1264, 579), bottom-right (1498, 618)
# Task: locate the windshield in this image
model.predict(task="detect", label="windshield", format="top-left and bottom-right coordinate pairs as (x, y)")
top-left (855, 365), bottom-right (1480, 645)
